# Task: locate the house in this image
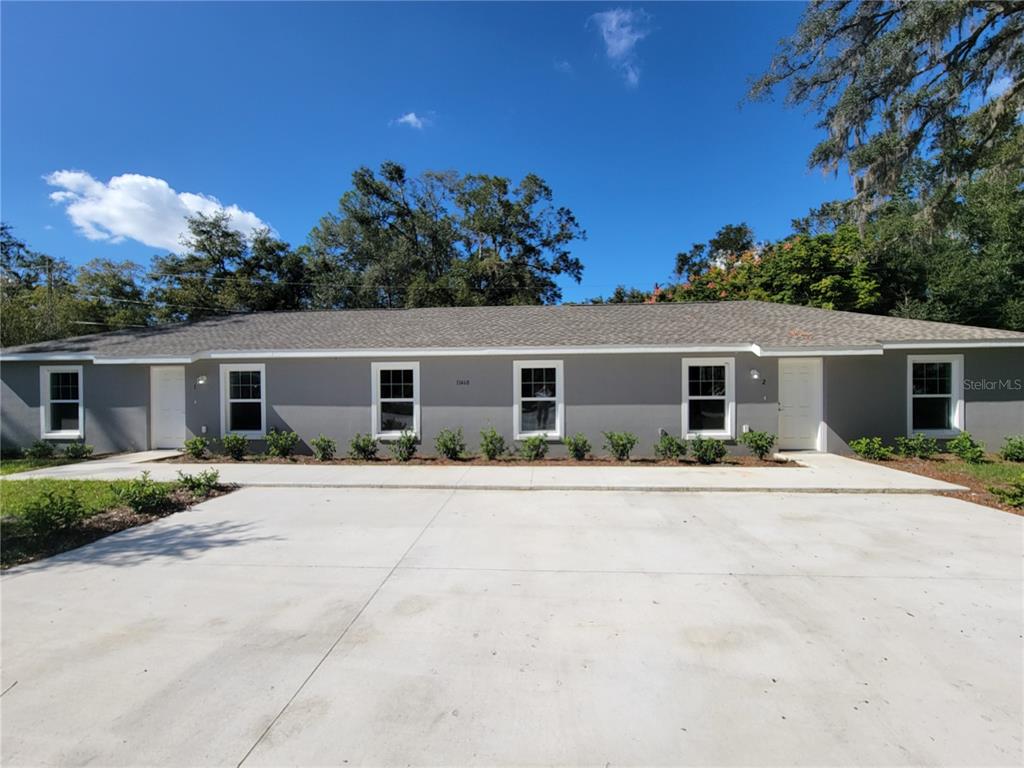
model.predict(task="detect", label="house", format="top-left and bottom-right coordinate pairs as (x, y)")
top-left (1, 301), bottom-right (1022, 457)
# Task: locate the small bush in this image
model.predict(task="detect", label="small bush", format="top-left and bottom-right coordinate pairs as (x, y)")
top-left (479, 427), bottom-right (507, 460)
top-left (563, 433), bottom-right (591, 461)
top-left (947, 432), bottom-right (985, 464)
top-left (113, 471), bottom-right (170, 514)
top-left (177, 469), bottom-right (220, 497)
top-left (603, 431), bottom-right (639, 461)
top-left (24, 440), bottom-right (56, 460)
top-left (690, 436), bottom-right (728, 465)
top-left (265, 428), bottom-right (300, 458)
top-left (739, 430), bottom-right (776, 461)
top-left (990, 473), bottom-right (1024, 508)
top-left (848, 437), bottom-right (892, 461)
top-left (654, 433), bottom-right (687, 461)
top-left (390, 431), bottom-right (417, 462)
top-left (894, 433), bottom-right (939, 459)
top-left (435, 428), bottom-right (466, 460)
top-left (220, 433), bottom-right (248, 460)
top-left (183, 436), bottom-right (209, 459)
top-left (519, 435), bottom-right (548, 461)
top-left (348, 433), bottom-right (378, 461)
top-left (22, 489), bottom-right (87, 537)
top-left (311, 434), bottom-right (338, 461)
top-left (62, 442), bottom-right (94, 459)
top-left (999, 435), bottom-right (1024, 463)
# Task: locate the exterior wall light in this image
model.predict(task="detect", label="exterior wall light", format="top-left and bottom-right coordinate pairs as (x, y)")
top-left (750, 369), bottom-right (761, 380)
top-left (194, 375), bottom-right (208, 388)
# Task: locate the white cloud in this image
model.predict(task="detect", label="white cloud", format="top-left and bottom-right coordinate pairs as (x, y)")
top-left (44, 170), bottom-right (268, 251)
top-left (394, 111), bottom-right (428, 129)
top-left (589, 8), bottom-right (651, 87)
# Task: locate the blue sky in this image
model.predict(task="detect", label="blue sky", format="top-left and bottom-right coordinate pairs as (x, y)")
top-left (2, 1), bottom-right (851, 302)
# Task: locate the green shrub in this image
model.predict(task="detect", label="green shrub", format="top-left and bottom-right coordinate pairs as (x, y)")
top-left (603, 431), bottom-right (639, 461)
top-left (654, 433), bottom-right (687, 461)
top-left (24, 440), bottom-right (55, 460)
top-left (176, 469), bottom-right (220, 497)
top-left (999, 435), bottom-right (1024, 463)
top-left (61, 442), bottom-right (94, 459)
top-left (690, 436), bottom-right (728, 465)
top-left (739, 430), bottom-right (776, 461)
top-left (479, 427), bottom-right (507, 460)
top-left (311, 434), bottom-right (338, 461)
top-left (348, 433), bottom-right (378, 461)
top-left (990, 473), bottom-right (1024, 508)
top-left (265, 428), bottom-right (300, 458)
top-left (183, 436), bottom-right (209, 459)
top-left (220, 433), bottom-right (248, 460)
top-left (113, 471), bottom-right (170, 514)
top-left (848, 437), bottom-right (892, 461)
top-left (894, 433), bottom-right (939, 459)
top-left (563, 433), bottom-right (591, 461)
top-left (390, 431), bottom-right (417, 462)
top-left (519, 435), bottom-right (548, 461)
top-left (435, 428), bottom-right (466, 460)
top-left (947, 432), bottom-right (986, 464)
top-left (21, 489), bottom-right (87, 537)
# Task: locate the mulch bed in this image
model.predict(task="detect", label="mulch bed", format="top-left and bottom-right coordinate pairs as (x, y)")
top-left (0, 486), bottom-right (235, 569)
top-left (864, 455), bottom-right (1022, 515)
top-left (165, 454), bottom-right (797, 468)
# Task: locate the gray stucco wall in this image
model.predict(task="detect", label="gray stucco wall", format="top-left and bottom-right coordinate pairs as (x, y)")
top-left (1, 361), bottom-right (150, 455)
top-left (824, 348), bottom-right (1023, 452)
top-left (2, 348), bottom-right (1019, 457)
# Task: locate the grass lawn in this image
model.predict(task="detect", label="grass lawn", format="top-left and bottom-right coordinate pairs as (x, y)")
top-left (0, 458), bottom-right (80, 476)
top-left (874, 453), bottom-right (1023, 513)
top-left (0, 479), bottom-right (134, 518)
top-left (956, 461), bottom-right (1023, 486)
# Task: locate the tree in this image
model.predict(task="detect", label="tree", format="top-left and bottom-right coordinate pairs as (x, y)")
top-left (750, 1), bottom-right (1024, 217)
top-left (148, 212), bottom-right (308, 322)
top-left (308, 162), bottom-right (585, 309)
top-left (74, 259), bottom-right (151, 330)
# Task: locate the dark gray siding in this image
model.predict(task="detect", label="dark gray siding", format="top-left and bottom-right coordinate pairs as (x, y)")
top-left (824, 348), bottom-right (1024, 452)
top-left (1, 362), bottom-right (150, 455)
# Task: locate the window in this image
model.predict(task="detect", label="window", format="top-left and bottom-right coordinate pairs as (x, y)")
top-left (907, 355), bottom-right (963, 437)
top-left (513, 360), bottom-right (563, 439)
top-left (682, 357), bottom-right (735, 438)
top-left (40, 365), bottom-right (84, 438)
top-left (372, 362), bottom-right (419, 438)
top-left (219, 364), bottom-right (266, 438)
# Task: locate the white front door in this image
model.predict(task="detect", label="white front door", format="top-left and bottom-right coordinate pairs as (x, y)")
top-left (151, 366), bottom-right (186, 449)
top-left (778, 358), bottom-right (823, 450)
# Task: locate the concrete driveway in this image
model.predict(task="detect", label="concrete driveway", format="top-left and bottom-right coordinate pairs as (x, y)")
top-left (2, 487), bottom-right (1021, 767)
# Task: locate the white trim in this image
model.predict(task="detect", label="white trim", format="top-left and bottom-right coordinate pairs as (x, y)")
top-left (681, 357), bottom-right (736, 439)
top-left (5, 339), bottom-right (1023, 365)
top-left (371, 361), bottom-right (420, 440)
top-left (513, 360), bottom-right (564, 441)
top-left (39, 365), bottom-right (84, 439)
top-left (777, 357), bottom-right (824, 451)
top-left (219, 363), bottom-right (267, 439)
top-left (906, 354), bottom-right (964, 438)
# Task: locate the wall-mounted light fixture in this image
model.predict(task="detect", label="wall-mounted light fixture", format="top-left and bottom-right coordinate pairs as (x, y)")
top-left (194, 375), bottom-right (208, 390)
top-left (749, 368), bottom-right (761, 381)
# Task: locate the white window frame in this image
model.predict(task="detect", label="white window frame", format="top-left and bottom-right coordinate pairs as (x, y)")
top-left (906, 354), bottom-right (963, 438)
top-left (39, 365), bottom-right (84, 439)
top-left (219, 363), bottom-right (267, 439)
top-left (681, 357), bottom-right (736, 439)
top-left (513, 360), bottom-right (564, 440)
top-left (371, 361), bottom-right (420, 440)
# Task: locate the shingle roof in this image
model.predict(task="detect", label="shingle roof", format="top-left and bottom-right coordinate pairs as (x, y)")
top-left (3, 301), bottom-right (1023, 360)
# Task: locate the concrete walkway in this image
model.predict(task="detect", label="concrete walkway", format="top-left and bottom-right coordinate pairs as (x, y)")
top-left (5, 452), bottom-right (965, 492)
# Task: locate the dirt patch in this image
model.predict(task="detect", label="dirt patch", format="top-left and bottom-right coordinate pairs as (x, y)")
top-left (862, 455), bottom-right (1022, 515)
top-left (0, 486), bottom-right (236, 569)
top-left (165, 454), bottom-right (796, 468)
